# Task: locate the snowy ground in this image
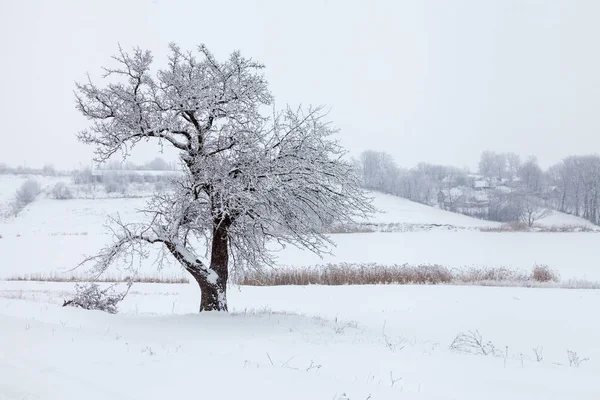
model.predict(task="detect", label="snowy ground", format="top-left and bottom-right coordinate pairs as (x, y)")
top-left (1, 180), bottom-right (599, 398)
top-left (0, 283), bottom-right (598, 399)
top-left (0, 174), bottom-right (70, 215)
top-left (359, 192), bottom-right (500, 227)
top-left (1, 194), bottom-right (599, 281)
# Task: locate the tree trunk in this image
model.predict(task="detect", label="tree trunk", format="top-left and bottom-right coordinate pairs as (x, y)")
top-left (194, 219), bottom-right (230, 312)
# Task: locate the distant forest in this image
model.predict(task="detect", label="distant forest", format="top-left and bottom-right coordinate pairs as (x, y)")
top-left (355, 150), bottom-right (600, 226)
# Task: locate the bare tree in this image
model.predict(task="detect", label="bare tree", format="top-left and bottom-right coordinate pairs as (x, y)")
top-left (75, 44), bottom-right (373, 312)
top-left (478, 151), bottom-right (498, 180)
top-left (359, 150), bottom-right (400, 194)
top-left (505, 153), bottom-right (521, 181)
top-left (518, 156), bottom-right (544, 194)
top-left (518, 195), bottom-right (552, 227)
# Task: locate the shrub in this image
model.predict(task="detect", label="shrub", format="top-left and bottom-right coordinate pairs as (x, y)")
top-left (450, 330), bottom-right (500, 356)
top-left (531, 264), bottom-right (559, 283)
top-left (50, 182), bottom-right (74, 199)
top-left (62, 282), bottom-right (132, 314)
top-left (566, 350), bottom-right (589, 367)
top-left (14, 179), bottom-right (41, 206)
top-left (42, 164), bottom-right (56, 176)
top-left (104, 180), bottom-right (124, 194)
top-left (72, 167), bottom-right (96, 184)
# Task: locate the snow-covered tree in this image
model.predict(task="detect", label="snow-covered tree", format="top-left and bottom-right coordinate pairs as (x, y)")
top-left (75, 44), bottom-right (373, 312)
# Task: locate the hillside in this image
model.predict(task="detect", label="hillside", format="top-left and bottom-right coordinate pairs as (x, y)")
top-left (1, 180), bottom-right (599, 281)
top-left (366, 192), bottom-right (499, 227)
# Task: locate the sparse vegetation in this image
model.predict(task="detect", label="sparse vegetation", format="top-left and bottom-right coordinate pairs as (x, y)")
top-left (9, 179), bottom-right (42, 215)
top-left (5, 272), bottom-right (188, 284)
top-left (15, 179), bottom-right (41, 206)
top-left (566, 350), bottom-right (589, 367)
top-left (50, 182), bottom-right (74, 200)
top-left (235, 263), bottom-right (453, 286)
top-left (233, 263), bottom-right (588, 288)
top-left (531, 264), bottom-right (560, 283)
top-left (63, 281), bottom-right (132, 314)
top-left (479, 223), bottom-right (597, 233)
top-left (327, 222), bottom-right (464, 234)
top-left (533, 347), bottom-right (544, 362)
top-left (450, 330), bottom-right (500, 356)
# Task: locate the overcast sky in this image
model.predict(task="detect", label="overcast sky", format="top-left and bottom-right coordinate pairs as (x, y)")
top-left (1, 0), bottom-right (599, 170)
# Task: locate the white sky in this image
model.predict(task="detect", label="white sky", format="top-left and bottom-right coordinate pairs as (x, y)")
top-left (1, 0), bottom-right (599, 170)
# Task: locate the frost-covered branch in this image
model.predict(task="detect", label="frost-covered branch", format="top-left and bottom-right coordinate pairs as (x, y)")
top-left (75, 42), bottom-right (272, 162)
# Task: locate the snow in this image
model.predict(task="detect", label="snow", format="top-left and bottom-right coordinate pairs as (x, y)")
top-left (272, 231), bottom-right (600, 280)
top-left (535, 209), bottom-right (598, 228)
top-left (0, 283), bottom-right (598, 399)
top-left (1, 193), bottom-right (600, 281)
top-left (363, 192), bottom-right (500, 227)
top-left (0, 174), bottom-right (70, 215)
top-left (1, 181), bottom-right (599, 398)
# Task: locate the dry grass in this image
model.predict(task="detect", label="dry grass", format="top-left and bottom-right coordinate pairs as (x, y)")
top-left (454, 266), bottom-right (533, 282)
top-left (480, 222), bottom-right (531, 232)
top-left (4, 272), bottom-right (189, 284)
top-left (236, 263), bottom-right (454, 286)
top-left (327, 223), bottom-right (464, 234)
top-left (531, 264), bottom-right (560, 283)
top-left (326, 224), bottom-right (377, 234)
top-left (234, 263), bottom-right (591, 288)
top-left (540, 224), bottom-right (597, 233)
top-left (2, 264), bottom-right (590, 289)
top-left (480, 223), bottom-right (597, 233)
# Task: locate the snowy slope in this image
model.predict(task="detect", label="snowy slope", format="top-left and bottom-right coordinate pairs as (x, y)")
top-left (363, 192), bottom-right (500, 227)
top-left (0, 197), bottom-right (147, 236)
top-left (0, 284), bottom-right (598, 400)
top-left (536, 209), bottom-right (598, 228)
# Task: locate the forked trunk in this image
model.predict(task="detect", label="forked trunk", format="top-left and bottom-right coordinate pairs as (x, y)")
top-left (195, 219), bottom-right (230, 312)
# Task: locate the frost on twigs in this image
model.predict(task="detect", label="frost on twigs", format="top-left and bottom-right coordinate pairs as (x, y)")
top-left (63, 281), bottom-right (132, 314)
top-left (450, 330), bottom-right (500, 356)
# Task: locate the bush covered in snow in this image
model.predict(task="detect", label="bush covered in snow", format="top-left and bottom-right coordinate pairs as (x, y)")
top-left (50, 182), bottom-right (74, 200)
top-left (9, 179), bottom-right (42, 215)
top-left (63, 282), bottom-right (132, 314)
top-left (15, 179), bottom-right (41, 206)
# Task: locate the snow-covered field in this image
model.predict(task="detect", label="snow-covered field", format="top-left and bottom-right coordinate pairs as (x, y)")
top-left (1, 178), bottom-right (599, 399)
top-left (0, 283), bottom-right (598, 399)
top-left (0, 174), bottom-right (70, 215)
top-left (1, 190), bottom-right (599, 280)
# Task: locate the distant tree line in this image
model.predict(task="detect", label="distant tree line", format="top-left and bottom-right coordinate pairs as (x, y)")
top-left (95, 157), bottom-right (177, 171)
top-left (0, 163), bottom-right (63, 176)
top-left (356, 150), bottom-right (600, 226)
top-left (0, 157), bottom-right (176, 177)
